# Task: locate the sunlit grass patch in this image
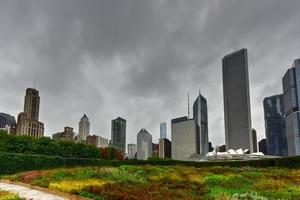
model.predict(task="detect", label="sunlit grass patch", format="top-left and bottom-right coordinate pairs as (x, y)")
top-left (49, 179), bottom-right (109, 194)
top-left (0, 190), bottom-right (25, 200)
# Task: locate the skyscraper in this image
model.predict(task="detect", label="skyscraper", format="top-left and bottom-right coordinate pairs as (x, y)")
top-left (16, 88), bottom-right (44, 138)
top-left (171, 117), bottom-right (197, 160)
top-left (263, 94), bottom-right (288, 156)
top-left (193, 93), bottom-right (209, 155)
top-left (252, 129), bottom-right (258, 153)
top-left (0, 113), bottom-right (16, 128)
top-left (282, 59), bottom-right (300, 156)
top-left (160, 122), bottom-right (167, 139)
top-left (159, 138), bottom-right (171, 158)
top-left (222, 48), bottom-right (253, 152)
top-left (259, 139), bottom-right (267, 155)
top-left (79, 114), bottom-right (90, 141)
top-left (111, 117), bottom-right (126, 154)
top-left (137, 129), bottom-right (152, 160)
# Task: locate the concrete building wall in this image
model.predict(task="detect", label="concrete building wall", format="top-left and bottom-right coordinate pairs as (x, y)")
top-left (171, 117), bottom-right (197, 161)
top-left (128, 144), bottom-right (137, 159)
top-left (222, 48), bottom-right (253, 152)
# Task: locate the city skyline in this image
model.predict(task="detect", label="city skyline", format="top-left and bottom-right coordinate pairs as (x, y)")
top-left (1, 1), bottom-right (300, 147)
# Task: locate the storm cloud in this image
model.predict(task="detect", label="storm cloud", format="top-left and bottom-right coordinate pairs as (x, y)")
top-left (0, 0), bottom-right (300, 147)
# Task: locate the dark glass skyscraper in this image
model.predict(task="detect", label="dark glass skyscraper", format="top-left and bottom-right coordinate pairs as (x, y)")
top-left (282, 59), bottom-right (300, 156)
top-left (222, 48), bottom-right (253, 152)
top-left (111, 117), bottom-right (126, 154)
top-left (0, 113), bottom-right (16, 128)
top-left (263, 94), bottom-right (288, 156)
top-left (193, 93), bottom-right (209, 155)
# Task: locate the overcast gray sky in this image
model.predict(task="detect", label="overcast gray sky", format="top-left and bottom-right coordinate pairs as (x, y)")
top-left (0, 0), bottom-right (300, 147)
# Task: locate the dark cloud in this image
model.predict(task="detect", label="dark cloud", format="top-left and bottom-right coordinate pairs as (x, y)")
top-left (0, 0), bottom-right (300, 147)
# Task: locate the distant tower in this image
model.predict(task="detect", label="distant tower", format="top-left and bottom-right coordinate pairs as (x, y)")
top-left (252, 129), bottom-right (258, 153)
top-left (16, 88), bottom-right (44, 138)
top-left (137, 129), bottom-right (152, 160)
top-left (111, 117), bottom-right (126, 154)
top-left (282, 59), bottom-right (300, 156)
top-left (193, 92), bottom-right (209, 156)
top-left (160, 122), bottom-right (167, 139)
top-left (79, 114), bottom-right (90, 141)
top-left (222, 48), bottom-right (253, 152)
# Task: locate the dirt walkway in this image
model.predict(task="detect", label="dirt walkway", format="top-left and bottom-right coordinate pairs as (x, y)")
top-left (0, 182), bottom-right (67, 200)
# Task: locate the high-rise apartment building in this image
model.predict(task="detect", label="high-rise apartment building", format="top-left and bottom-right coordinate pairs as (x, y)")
top-left (78, 114), bottom-right (90, 141)
top-left (137, 129), bottom-right (152, 160)
top-left (52, 127), bottom-right (75, 141)
top-left (282, 59), bottom-right (300, 156)
top-left (159, 138), bottom-right (171, 158)
top-left (111, 117), bottom-right (126, 154)
top-left (263, 94), bottom-right (288, 156)
top-left (127, 144), bottom-right (137, 159)
top-left (193, 93), bottom-right (209, 155)
top-left (222, 48), bottom-right (253, 152)
top-left (171, 117), bottom-right (197, 160)
top-left (16, 88), bottom-right (44, 138)
top-left (160, 122), bottom-right (167, 139)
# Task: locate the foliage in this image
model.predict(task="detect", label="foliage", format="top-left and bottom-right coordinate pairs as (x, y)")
top-left (0, 190), bottom-right (25, 200)
top-left (100, 147), bottom-right (124, 160)
top-left (4, 165), bottom-right (300, 200)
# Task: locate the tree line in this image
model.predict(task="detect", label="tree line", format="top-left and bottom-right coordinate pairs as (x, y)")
top-left (0, 130), bottom-right (123, 160)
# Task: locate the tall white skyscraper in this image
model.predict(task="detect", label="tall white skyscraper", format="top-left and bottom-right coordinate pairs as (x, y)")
top-left (79, 114), bottom-right (90, 141)
top-left (160, 122), bottom-right (167, 139)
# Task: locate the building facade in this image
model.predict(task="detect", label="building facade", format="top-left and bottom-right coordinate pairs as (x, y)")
top-left (86, 135), bottom-right (109, 148)
top-left (127, 144), bottom-right (137, 159)
top-left (160, 122), bottom-right (167, 139)
top-left (263, 94), bottom-right (288, 156)
top-left (0, 113), bottom-right (16, 129)
top-left (137, 129), bottom-right (152, 160)
top-left (252, 129), bottom-right (258, 152)
top-left (52, 127), bottom-right (75, 141)
top-left (222, 48), bottom-right (253, 152)
top-left (259, 139), bottom-right (267, 155)
top-left (282, 59), bottom-right (300, 156)
top-left (171, 117), bottom-right (197, 160)
top-left (159, 138), bottom-right (171, 158)
top-left (193, 93), bottom-right (209, 155)
top-left (111, 117), bottom-right (126, 154)
top-left (16, 88), bottom-right (44, 138)
top-left (78, 114), bottom-right (90, 141)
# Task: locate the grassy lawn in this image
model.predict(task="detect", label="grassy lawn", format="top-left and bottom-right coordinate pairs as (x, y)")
top-left (2, 165), bottom-right (300, 200)
top-left (0, 190), bottom-right (25, 200)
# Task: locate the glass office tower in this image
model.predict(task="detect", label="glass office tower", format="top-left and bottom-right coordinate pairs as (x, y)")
top-left (282, 59), bottom-right (300, 156)
top-left (263, 94), bottom-right (288, 156)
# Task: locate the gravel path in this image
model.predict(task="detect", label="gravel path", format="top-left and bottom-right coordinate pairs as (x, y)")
top-left (0, 182), bottom-right (67, 200)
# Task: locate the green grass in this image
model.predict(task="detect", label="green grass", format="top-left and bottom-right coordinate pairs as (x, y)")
top-left (2, 165), bottom-right (300, 200)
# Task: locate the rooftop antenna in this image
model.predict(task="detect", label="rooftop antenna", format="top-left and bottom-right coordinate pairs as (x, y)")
top-left (33, 76), bottom-right (36, 89)
top-left (188, 92), bottom-right (190, 119)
